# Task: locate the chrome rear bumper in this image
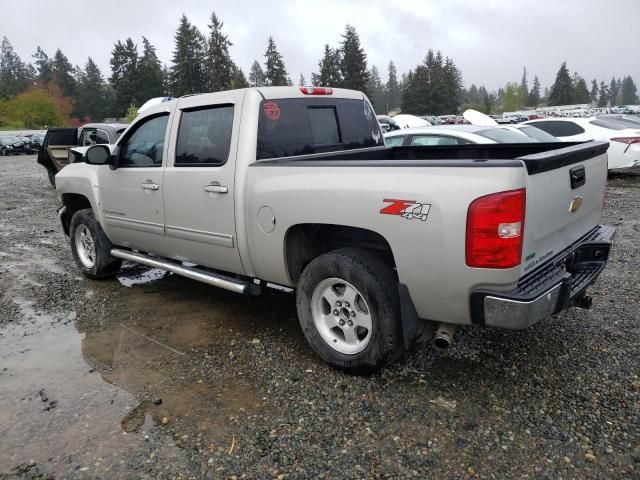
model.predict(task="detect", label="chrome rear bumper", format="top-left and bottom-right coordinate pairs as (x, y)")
top-left (471, 225), bottom-right (615, 329)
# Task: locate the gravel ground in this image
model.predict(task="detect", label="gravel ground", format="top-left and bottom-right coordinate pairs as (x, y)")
top-left (0, 155), bottom-right (638, 479)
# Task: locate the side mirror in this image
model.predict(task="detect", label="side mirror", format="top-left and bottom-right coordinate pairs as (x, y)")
top-left (85, 144), bottom-right (112, 166)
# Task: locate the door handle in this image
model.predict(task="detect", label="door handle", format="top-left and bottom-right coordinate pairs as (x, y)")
top-left (140, 182), bottom-right (159, 191)
top-left (203, 183), bottom-right (228, 194)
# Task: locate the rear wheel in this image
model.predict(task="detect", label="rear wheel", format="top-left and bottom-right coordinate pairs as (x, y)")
top-left (69, 209), bottom-right (122, 279)
top-left (296, 248), bottom-right (404, 373)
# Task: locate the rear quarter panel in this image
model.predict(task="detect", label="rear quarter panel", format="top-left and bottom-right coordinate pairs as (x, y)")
top-left (244, 163), bottom-right (526, 325)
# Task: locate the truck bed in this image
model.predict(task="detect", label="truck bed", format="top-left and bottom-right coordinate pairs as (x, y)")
top-left (254, 141), bottom-right (610, 175)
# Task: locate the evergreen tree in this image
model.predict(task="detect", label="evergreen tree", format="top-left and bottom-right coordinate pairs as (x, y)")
top-left (263, 36), bottom-right (288, 86)
top-left (205, 12), bottom-right (234, 92)
top-left (366, 65), bottom-right (385, 111)
top-left (299, 73), bottom-right (306, 86)
top-left (248, 60), bottom-right (266, 87)
top-left (137, 37), bottom-right (165, 102)
top-left (520, 67), bottom-right (528, 98)
top-left (467, 84), bottom-right (480, 104)
top-left (338, 25), bottom-right (369, 94)
top-left (572, 73), bottom-right (591, 104)
top-left (621, 76), bottom-right (639, 105)
top-left (528, 76), bottom-right (541, 106)
top-left (385, 61), bottom-right (401, 112)
top-left (0, 37), bottom-right (33, 98)
top-left (75, 57), bottom-right (108, 121)
top-left (110, 38), bottom-right (139, 116)
top-left (401, 49), bottom-right (461, 115)
top-left (51, 49), bottom-right (76, 98)
top-left (590, 79), bottom-right (598, 104)
top-left (161, 65), bottom-right (171, 95)
top-left (609, 77), bottom-right (619, 106)
top-left (311, 44), bottom-right (341, 87)
top-left (548, 62), bottom-right (574, 105)
top-left (32, 46), bottom-right (53, 84)
top-left (230, 66), bottom-right (249, 89)
top-left (597, 81), bottom-right (609, 108)
top-left (170, 14), bottom-right (207, 97)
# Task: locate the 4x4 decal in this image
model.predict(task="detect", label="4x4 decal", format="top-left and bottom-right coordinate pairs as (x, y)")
top-left (380, 199), bottom-right (431, 221)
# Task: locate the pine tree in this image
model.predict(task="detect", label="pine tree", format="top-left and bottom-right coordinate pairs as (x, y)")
top-left (0, 37), bottom-right (33, 98)
top-left (597, 81), bottom-right (609, 108)
top-left (520, 67), bottom-right (529, 98)
top-left (467, 84), bottom-right (480, 104)
top-left (385, 61), bottom-right (401, 112)
top-left (572, 73), bottom-right (591, 104)
top-left (32, 46), bottom-right (53, 84)
top-left (590, 79), bottom-right (598, 104)
top-left (263, 37), bottom-right (288, 86)
top-left (311, 45), bottom-right (341, 87)
top-left (366, 65), bottom-right (385, 111)
top-left (248, 60), bottom-right (266, 87)
top-left (338, 25), bottom-right (369, 94)
top-left (161, 65), bottom-right (171, 95)
top-left (51, 49), bottom-right (76, 98)
top-left (110, 38), bottom-right (139, 116)
top-left (137, 37), bottom-right (165, 102)
top-left (621, 76), bottom-right (639, 104)
top-left (205, 12), bottom-right (234, 92)
top-left (547, 62), bottom-right (573, 106)
top-left (528, 76), bottom-right (541, 106)
top-left (75, 57), bottom-right (108, 121)
top-left (170, 14), bottom-right (207, 97)
top-left (299, 73), bottom-right (306, 86)
top-left (230, 66), bottom-right (249, 89)
top-left (609, 77), bottom-right (619, 106)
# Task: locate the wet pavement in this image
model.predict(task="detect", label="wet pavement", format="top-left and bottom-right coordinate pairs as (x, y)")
top-left (1, 156), bottom-right (639, 479)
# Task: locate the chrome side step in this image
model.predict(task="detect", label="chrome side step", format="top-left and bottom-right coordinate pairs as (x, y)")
top-left (110, 249), bottom-right (260, 295)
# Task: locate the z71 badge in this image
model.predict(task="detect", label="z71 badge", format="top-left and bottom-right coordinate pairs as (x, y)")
top-left (380, 199), bottom-right (431, 221)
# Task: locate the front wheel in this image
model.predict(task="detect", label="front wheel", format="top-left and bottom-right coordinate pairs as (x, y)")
top-left (69, 209), bottom-right (122, 279)
top-left (296, 248), bottom-right (404, 373)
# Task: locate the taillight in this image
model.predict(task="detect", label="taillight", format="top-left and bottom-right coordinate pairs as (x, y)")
top-left (610, 137), bottom-right (640, 144)
top-left (299, 87), bottom-right (333, 95)
top-left (466, 189), bottom-right (526, 269)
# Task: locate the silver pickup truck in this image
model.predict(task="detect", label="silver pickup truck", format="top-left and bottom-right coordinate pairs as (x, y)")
top-left (55, 86), bottom-right (615, 372)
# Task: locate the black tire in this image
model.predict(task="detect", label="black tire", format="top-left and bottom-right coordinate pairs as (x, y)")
top-left (69, 209), bottom-right (122, 279)
top-left (296, 248), bottom-right (404, 374)
top-left (47, 169), bottom-right (56, 187)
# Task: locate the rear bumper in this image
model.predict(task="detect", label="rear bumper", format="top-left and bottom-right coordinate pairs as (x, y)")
top-left (470, 225), bottom-right (615, 329)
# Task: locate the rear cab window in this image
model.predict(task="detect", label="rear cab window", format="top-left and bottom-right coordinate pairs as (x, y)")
top-left (256, 97), bottom-right (382, 160)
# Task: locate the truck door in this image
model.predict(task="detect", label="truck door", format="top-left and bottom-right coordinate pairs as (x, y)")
top-left (97, 113), bottom-right (169, 253)
top-left (162, 91), bottom-right (245, 275)
top-left (37, 128), bottom-right (78, 174)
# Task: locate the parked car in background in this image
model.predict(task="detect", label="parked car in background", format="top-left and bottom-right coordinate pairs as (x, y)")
top-left (384, 125), bottom-right (541, 146)
top-left (29, 133), bottom-right (46, 151)
top-left (376, 115), bottom-right (401, 132)
top-left (0, 136), bottom-right (28, 155)
top-left (524, 117), bottom-right (640, 170)
top-left (37, 122), bottom-right (128, 185)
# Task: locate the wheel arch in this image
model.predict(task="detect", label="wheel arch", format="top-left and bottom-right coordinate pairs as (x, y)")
top-left (60, 193), bottom-right (92, 235)
top-left (283, 223), bottom-right (397, 286)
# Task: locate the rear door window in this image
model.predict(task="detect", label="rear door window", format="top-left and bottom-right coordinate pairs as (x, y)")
top-left (385, 136), bottom-right (406, 147)
top-left (530, 121), bottom-right (585, 137)
top-left (257, 98), bottom-right (382, 159)
top-left (175, 105), bottom-right (234, 166)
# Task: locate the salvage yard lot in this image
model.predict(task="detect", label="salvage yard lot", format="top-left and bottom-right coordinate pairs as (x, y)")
top-left (0, 155), bottom-right (638, 479)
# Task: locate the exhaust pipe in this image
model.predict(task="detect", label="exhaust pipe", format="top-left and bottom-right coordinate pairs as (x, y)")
top-left (433, 323), bottom-right (457, 350)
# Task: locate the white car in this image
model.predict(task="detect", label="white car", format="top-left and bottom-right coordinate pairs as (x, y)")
top-left (524, 116), bottom-right (640, 170)
top-left (384, 125), bottom-right (547, 147)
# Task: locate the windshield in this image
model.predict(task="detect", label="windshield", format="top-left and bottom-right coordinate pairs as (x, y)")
top-left (257, 97), bottom-right (382, 160)
top-left (475, 128), bottom-right (538, 143)
top-left (517, 126), bottom-right (559, 142)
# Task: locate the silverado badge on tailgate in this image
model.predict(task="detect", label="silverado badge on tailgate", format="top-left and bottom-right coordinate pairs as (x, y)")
top-left (380, 199), bottom-right (431, 221)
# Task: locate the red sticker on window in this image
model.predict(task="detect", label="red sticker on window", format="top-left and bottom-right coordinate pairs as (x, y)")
top-left (263, 101), bottom-right (281, 120)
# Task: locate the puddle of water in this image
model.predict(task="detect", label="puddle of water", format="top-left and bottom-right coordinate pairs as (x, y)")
top-left (0, 280), bottom-right (280, 476)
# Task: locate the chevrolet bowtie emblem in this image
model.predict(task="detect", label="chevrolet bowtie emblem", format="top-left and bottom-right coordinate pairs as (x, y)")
top-left (569, 195), bottom-right (584, 213)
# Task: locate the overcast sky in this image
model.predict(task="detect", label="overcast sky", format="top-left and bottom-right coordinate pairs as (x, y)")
top-left (4, 0), bottom-right (639, 91)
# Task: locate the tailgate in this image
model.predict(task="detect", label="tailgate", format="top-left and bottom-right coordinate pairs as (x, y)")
top-left (518, 141), bottom-right (609, 275)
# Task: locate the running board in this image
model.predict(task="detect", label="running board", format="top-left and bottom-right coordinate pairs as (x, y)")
top-left (110, 249), bottom-right (260, 295)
